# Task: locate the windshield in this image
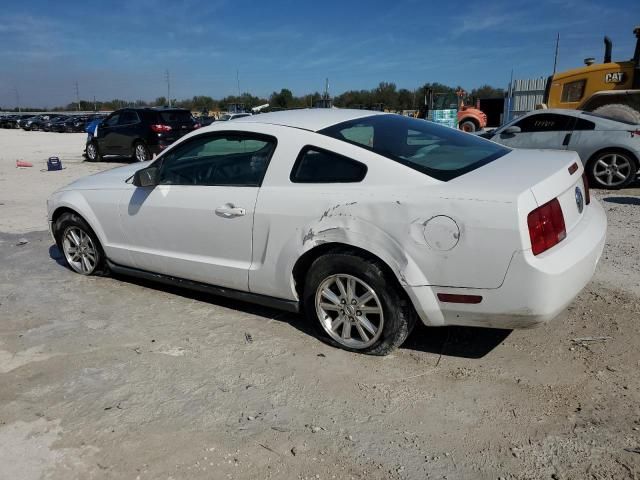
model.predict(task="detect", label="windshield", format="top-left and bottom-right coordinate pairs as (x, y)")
top-left (319, 114), bottom-right (510, 181)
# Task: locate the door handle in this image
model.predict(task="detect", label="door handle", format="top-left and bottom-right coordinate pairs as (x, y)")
top-left (215, 204), bottom-right (246, 218)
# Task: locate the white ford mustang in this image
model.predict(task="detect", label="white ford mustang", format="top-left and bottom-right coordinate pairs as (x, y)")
top-left (47, 109), bottom-right (607, 355)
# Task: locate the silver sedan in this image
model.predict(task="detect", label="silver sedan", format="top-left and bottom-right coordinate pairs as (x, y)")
top-left (484, 109), bottom-right (640, 189)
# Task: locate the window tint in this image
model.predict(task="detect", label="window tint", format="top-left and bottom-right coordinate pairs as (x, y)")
top-left (159, 110), bottom-right (193, 123)
top-left (291, 147), bottom-right (367, 183)
top-left (158, 133), bottom-right (276, 186)
top-left (105, 114), bottom-right (120, 127)
top-left (561, 80), bottom-right (586, 103)
top-left (119, 111), bottom-right (139, 125)
top-left (320, 114), bottom-right (509, 182)
top-left (514, 113), bottom-right (574, 132)
top-left (573, 118), bottom-right (596, 130)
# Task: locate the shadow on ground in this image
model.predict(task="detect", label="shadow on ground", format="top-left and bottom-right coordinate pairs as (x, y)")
top-left (603, 196), bottom-right (640, 206)
top-left (48, 243), bottom-right (510, 360)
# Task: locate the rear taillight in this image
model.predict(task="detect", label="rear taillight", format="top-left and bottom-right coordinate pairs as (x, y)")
top-left (527, 198), bottom-right (566, 256)
top-left (582, 173), bottom-right (590, 205)
top-left (150, 124), bottom-right (172, 133)
top-left (194, 123), bottom-right (201, 129)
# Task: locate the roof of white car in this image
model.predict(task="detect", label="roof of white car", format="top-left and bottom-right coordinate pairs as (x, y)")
top-left (233, 108), bottom-right (386, 131)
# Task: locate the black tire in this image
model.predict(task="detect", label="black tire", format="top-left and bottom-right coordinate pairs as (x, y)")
top-left (132, 141), bottom-right (151, 162)
top-left (53, 212), bottom-right (108, 276)
top-left (303, 252), bottom-right (416, 355)
top-left (592, 104), bottom-right (640, 124)
top-left (86, 140), bottom-right (102, 162)
top-left (587, 149), bottom-right (637, 190)
top-left (459, 119), bottom-right (477, 132)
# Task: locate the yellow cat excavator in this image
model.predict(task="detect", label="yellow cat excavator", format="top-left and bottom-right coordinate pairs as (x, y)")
top-left (543, 26), bottom-right (640, 123)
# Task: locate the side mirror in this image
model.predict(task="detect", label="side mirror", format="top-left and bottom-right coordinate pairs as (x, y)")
top-left (503, 126), bottom-right (521, 134)
top-left (132, 166), bottom-right (159, 187)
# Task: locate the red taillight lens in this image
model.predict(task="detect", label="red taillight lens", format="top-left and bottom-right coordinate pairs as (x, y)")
top-left (150, 124), bottom-right (172, 133)
top-left (582, 173), bottom-right (590, 205)
top-left (527, 198), bottom-right (566, 256)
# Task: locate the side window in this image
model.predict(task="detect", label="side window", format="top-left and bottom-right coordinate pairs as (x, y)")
top-left (158, 133), bottom-right (276, 187)
top-left (119, 110), bottom-right (140, 125)
top-left (336, 124), bottom-right (374, 147)
top-left (561, 80), bottom-right (586, 103)
top-left (104, 114), bottom-right (120, 127)
top-left (573, 118), bottom-right (596, 131)
top-left (514, 113), bottom-right (574, 133)
top-left (290, 147), bottom-right (367, 183)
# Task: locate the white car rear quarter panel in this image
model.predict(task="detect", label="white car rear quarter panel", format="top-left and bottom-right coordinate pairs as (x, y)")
top-left (242, 124), bottom-right (529, 301)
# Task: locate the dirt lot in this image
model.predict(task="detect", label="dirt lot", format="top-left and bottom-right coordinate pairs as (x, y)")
top-left (1, 128), bottom-right (639, 479)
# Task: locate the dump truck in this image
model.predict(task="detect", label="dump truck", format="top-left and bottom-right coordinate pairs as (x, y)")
top-left (544, 26), bottom-right (640, 123)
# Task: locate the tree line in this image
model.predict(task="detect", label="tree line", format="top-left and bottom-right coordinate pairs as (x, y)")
top-left (3, 82), bottom-right (504, 113)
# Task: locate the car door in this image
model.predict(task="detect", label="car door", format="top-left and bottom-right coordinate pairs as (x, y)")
top-left (118, 131), bottom-right (277, 291)
top-left (112, 110), bottom-right (141, 155)
top-left (96, 112), bottom-right (121, 155)
top-left (496, 113), bottom-right (576, 150)
top-left (566, 116), bottom-right (598, 162)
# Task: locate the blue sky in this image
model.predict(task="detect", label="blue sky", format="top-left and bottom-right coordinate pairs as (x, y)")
top-left (0, 0), bottom-right (638, 107)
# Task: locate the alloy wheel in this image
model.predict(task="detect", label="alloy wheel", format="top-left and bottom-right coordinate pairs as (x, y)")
top-left (592, 153), bottom-right (632, 187)
top-left (315, 274), bottom-right (384, 349)
top-left (135, 144), bottom-right (148, 162)
top-left (62, 226), bottom-right (98, 275)
top-left (87, 143), bottom-right (97, 160)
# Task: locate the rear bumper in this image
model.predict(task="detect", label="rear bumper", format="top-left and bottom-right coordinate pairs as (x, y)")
top-left (406, 199), bottom-right (607, 329)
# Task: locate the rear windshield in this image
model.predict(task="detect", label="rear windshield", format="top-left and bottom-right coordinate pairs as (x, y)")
top-left (319, 114), bottom-right (510, 181)
top-left (156, 110), bottom-right (193, 123)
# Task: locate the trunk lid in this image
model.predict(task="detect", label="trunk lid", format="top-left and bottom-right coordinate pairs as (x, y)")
top-left (446, 147), bottom-right (587, 245)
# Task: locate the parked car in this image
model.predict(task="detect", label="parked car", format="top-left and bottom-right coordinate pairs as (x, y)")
top-left (218, 112), bottom-right (252, 121)
top-left (48, 109), bottom-right (606, 355)
top-left (43, 115), bottom-right (70, 132)
top-left (86, 108), bottom-right (197, 162)
top-left (483, 109), bottom-right (640, 189)
top-left (21, 115), bottom-right (49, 131)
top-left (5, 114), bottom-right (36, 129)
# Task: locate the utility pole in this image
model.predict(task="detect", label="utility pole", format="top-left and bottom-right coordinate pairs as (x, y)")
top-left (552, 32), bottom-right (560, 74)
top-left (165, 69), bottom-right (171, 107)
top-left (74, 81), bottom-right (80, 111)
top-left (236, 69), bottom-right (241, 97)
top-left (93, 95), bottom-right (97, 112)
top-left (14, 88), bottom-right (20, 112)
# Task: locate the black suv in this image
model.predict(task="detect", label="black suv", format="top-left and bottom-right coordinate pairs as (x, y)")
top-left (86, 108), bottom-right (197, 162)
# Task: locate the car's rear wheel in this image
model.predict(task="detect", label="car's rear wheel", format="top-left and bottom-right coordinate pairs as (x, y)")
top-left (587, 149), bottom-right (637, 190)
top-left (303, 252), bottom-right (415, 355)
top-left (54, 212), bottom-right (107, 276)
top-left (86, 141), bottom-right (101, 162)
top-left (133, 141), bottom-right (151, 162)
top-left (459, 119), bottom-right (477, 132)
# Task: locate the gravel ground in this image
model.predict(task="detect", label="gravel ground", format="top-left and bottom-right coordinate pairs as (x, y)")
top-left (0, 129), bottom-right (639, 479)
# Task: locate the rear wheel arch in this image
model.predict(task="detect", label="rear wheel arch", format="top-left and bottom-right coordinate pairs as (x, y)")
top-left (292, 242), bottom-right (407, 300)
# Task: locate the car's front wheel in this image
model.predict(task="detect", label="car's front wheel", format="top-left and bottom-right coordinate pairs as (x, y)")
top-left (54, 212), bottom-right (106, 276)
top-left (303, 252), bottom-right (416, 355)
top-left (86, 141), bottom-right (102, 162)
top-left (587, 149), bottom-right (637, 190)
